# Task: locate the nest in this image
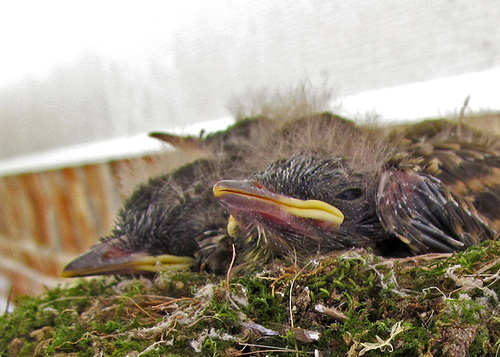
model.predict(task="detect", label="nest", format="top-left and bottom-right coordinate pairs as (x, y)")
top-left (3, 240), bottom-right (500, 356)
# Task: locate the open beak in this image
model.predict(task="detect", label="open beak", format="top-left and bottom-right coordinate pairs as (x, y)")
top-left (213, 180), bottom-right (344, 237)
top-left (61, 238), bottom-right (194, 278)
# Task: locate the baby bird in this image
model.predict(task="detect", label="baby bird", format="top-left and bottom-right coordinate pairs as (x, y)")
top-left (62, 114), bottom-right (500, 277)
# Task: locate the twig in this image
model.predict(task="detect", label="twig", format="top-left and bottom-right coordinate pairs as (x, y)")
top-left (457, 95), bottom-right (470, 138)
top-left (164, 315), bottom-right (180, 338)
top-left (119, 296), bottom-right (155, 319)
top-left (226, 244), bottom-right (237, 296)
top-left (237, 343), bottom-right (313, 355)
top-left (458, 95), bottom-right (470, 122)
top-left (477, 256), bottom-right (500, 275)
top-left (152, 297), bottom-right (194, 309)
top-left (38, 296), bottom-right (91, 309)
top-left (288, 261), bottom-right (315, 357)
top-left (3, 285), bottom-right (12, 316)
top-left (137, 341), bottom-right (166, 356)
top-left (314, 303), bottom-right (348, 322)
top-left (289, 271), bottom-right (299, 330)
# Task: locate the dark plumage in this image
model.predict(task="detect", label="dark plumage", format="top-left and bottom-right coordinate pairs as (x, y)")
top-left (62, 114), bottom-right (500, 277)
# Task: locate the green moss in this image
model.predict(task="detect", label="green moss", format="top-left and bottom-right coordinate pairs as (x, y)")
top-left (3, 242), bottom-right (500, 355)
top-left (238, 274), bottom-right (288, 326)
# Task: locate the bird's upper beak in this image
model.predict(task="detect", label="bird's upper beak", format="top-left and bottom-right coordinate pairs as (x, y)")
top-left (213, 180), bottom-right (344, 237)
top-left (61, 237), bottom-right (194, 278)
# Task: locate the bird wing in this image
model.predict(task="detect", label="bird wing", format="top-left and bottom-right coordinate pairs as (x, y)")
top-left (149, 132), bottom-right (206, 151)
top-left (406, 141), bottom-right (500, 230)
top-left (149, 117), bottom-right (274, 155)
top-left (376, 168), bottom-right (495, 254)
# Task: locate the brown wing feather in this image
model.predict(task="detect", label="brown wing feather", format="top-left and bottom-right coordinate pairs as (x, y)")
top-left (376, 168), bottom-right (495, 254)
top-left (392, 119), bottom-right (500, 229)
top-left (405, 141), bottom-right (500, 230)
top-left (149, 132), bottom-right (205, 150)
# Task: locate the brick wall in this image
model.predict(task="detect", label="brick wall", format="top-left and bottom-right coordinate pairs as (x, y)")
top-left (0, 158), bottom-right (147, 298)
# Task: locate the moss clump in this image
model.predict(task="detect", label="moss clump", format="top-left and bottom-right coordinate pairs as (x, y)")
top-left (2, 241), bottom-right (500, 356)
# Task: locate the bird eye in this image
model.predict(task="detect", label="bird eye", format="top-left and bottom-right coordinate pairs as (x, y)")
top-left (336, 188), bottom-right (363, 201)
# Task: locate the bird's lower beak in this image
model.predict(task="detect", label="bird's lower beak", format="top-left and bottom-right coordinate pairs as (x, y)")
top-left (61, 238), bottom-right (194, 278)
top-left (213, 180), bottom-right (344, 236)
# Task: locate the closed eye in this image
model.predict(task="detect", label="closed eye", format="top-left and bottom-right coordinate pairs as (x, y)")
top-left (336, 188), bottom-right (363, 201)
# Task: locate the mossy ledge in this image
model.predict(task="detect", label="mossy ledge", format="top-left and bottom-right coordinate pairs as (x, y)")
top-left (2, 241), bottom-right (500, 356)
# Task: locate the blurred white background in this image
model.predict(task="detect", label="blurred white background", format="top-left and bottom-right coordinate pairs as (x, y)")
top-left (0, 0), bottom-right (499, 174)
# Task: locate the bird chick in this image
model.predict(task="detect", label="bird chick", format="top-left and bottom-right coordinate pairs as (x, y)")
top-left (62, 114), bottom-right (500, 277)
top-left (214, 149), bottom-right (497, 268)
top-left (62, 158), bottom-right (230, 277)
top-left (214, 154), bottom-right (388, 266)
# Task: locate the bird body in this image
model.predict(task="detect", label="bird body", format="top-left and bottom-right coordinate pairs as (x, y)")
top-left (62, 114), bottom-right (500, 277)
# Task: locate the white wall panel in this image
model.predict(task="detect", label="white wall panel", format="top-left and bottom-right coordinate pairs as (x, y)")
top-left (0, 1), bottom-right (499, 170)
